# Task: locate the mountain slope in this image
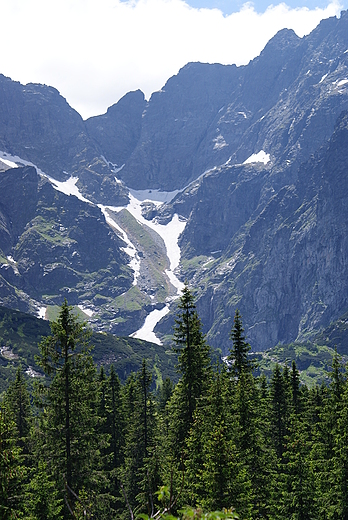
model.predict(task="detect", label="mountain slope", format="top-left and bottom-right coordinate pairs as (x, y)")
top-left (115, 12), bottom-right (348, 191)
top-left (0, 74), bottom-right (128, 205)
top-left (172, 110), bottom-right (348, 353)
top-left (0, 305), bottom-right (177, 394)
top-left (1, 13), bottom-right (348, 353)
top-left (0, 165), bottom-right (132, 315)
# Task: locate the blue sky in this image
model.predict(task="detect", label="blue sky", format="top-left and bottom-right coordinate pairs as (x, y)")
top-left (186, 0), bottom-right (342, 13)
top-left (0, 0), bottom-right (344, 119)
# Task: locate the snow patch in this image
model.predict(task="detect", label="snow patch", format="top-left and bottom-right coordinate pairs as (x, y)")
top-left (6, 256), bottom-right (19, 275)
top-left (126, 194), bottom-right (186, 293)
top-left (213, 134), bottom-right (228, 150)
top-left (0, 156), bottom-right (18, 169)
top-left (243, 150), bottom-right (270, 165)
top-left (319, 73), bottom-right (328, 83)
top-left (123, 193), bottom-right (187, 343)
top-left (50, 176), bottom-right (91, 203)
top-left (99, 205), bottom-right (141, 286)
top-left (38, 307), bottom-right (47, 319)
top-left (128, 188), bottom-right (180, 204)
top-left (337, 79), bottom-right (348, 87)
top-left (0, 151), bottom-right (46, 176)
top-left (25, 366), bottom-right (44, 378)
top-left (78, 305), bottom-right (94, 317)
top-left (0, 346), bottom-right (18, 360)
top-left (131, 305), bottom-right (170, 345)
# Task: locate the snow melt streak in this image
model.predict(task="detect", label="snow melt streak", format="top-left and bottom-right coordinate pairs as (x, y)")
top-left (126, 194), bottom-right (186, 293)
top-left (99, 205), bottom-right (141, 286)
top-left (132, 306), bottom-right (170, 344)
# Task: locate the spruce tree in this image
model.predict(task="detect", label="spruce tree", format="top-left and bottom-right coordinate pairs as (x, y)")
top-left (290, 360), bottom-right (301, 415)
top-left (270, 364), bottom-right (290, 459)
top-left (185, 367), bottom-right (245, 513)
top-left (312, 352), bottom-right (347, 519)
top-left (107, 365), bottom-right (124, 471)
top-left (121, 360), bottom-right (158, 517)
top-left (0, 403), bottom-right (25, 519)
top-left (4, 366), bottom-right (32, 452)
top-left (228, 309), bottom-right (254, 378)
top-left (172, 283), bottom-right (211, 445)
top-left (277, 415), bottom-right (316, 519)
top-left (36, 299), bottom-right (99, 519)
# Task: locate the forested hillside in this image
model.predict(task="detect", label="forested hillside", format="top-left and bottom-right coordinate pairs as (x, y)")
top-left (0, 304), bottom-right (177, 394)
top-left (1, 294), bottom-right (348, 519)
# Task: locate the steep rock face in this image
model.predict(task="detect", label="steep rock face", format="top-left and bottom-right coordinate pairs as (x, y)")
top-left (116, 12), bottom-right (348, 191)
top-left (0, 75), bottom-right (128, 205)
top-left (1, 12), bottom-right (348, 350)
top-left (85, 90), bottom-right (146, 166)
top-left (119, 63), bottom-right (239, 190)
top-left (180, 111), bottom-right (348, 353)
top-left (0, 166), bottom-right (132, 313)
top-left (0, 166), bottom-right (39, 253)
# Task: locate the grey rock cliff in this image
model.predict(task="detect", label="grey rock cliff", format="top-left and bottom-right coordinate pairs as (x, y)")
top-left (0, 166), bottom-right (132, 313)
top-left (0, 75), bottom-right (128, 205)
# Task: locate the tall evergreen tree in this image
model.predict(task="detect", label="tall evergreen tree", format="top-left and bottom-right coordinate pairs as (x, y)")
top-left (121, 360), bottom-right (159, 517)
top-left (107, 365), bottom-right (124, 472)
top-left (277, 415), bottom-right (316, 520)
top-left (0, 403), bottom-right (25, 519)
top-left (270, 364), bottom-right (290, 460)
top-left (4, 367), bottom-right (32, 452)
top-left (228, 309), bottom-right (254, 378)
top-left (96, 364), bottom-right (125, 517)
top-left (290, 360), bottom-right (301, 415)
top-left (171, 283), bottom-right (211, 446)
top-left (36, 299), bottom-right (100, 519)
top-left (185, 367), bottom-right (246, 513)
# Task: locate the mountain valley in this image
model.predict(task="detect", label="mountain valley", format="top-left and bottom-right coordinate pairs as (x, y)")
top-left (1, 10), bottom-right (348, 358)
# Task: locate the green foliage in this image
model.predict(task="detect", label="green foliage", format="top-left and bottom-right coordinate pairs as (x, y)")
top-left (172, 283), bottom-right (211, 432)
top-left (4, 367), bottom-right (32, 444)
top-left (0, 404), bottom-right (25, 520)
top-left (0, 304), bottom-right (177, 396)
top-left (228, 309), bottom-right (255, 378)
top-left (258, 341), bottom-right (334, 387)
top-left (4, 300), bottom-right (348, 519)
top-left (24, 459), bottom-right (63, 520)
top-left (137, 505), bottom-right (238, 519)
top-left (36, 300), bottom-right (101, 518)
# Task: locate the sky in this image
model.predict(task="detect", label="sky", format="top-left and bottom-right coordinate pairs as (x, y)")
top-left (0, 0), bottom-right (345, 119)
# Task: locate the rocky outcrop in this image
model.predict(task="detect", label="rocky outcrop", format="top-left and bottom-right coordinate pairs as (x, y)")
top-left (116, 12), bottom-right (348, 191)
top-left (85, 90), bottom-right (146, 167)
top-left (0, 166), bottom-right (132, 312)
top-left (174, 111), bottom-right (348, 353)
top-left (0, 75), bottom-right (128, 205)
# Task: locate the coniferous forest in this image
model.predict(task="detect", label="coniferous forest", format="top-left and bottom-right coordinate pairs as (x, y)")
top-left (1, 287), bottom-right (348, 520)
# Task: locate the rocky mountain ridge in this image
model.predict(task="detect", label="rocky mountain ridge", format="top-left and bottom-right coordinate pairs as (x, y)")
top-left (177, 110), bottom-right (348, 352)
top-left (1, 12), bottom-right (348, 353)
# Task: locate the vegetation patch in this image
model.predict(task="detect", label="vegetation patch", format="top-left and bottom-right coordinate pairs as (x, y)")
top-left (257, 341), bottom-right (335, 387)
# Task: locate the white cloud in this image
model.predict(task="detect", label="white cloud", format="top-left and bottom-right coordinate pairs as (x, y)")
top-left (0, 0), bottom-right (342, 118)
